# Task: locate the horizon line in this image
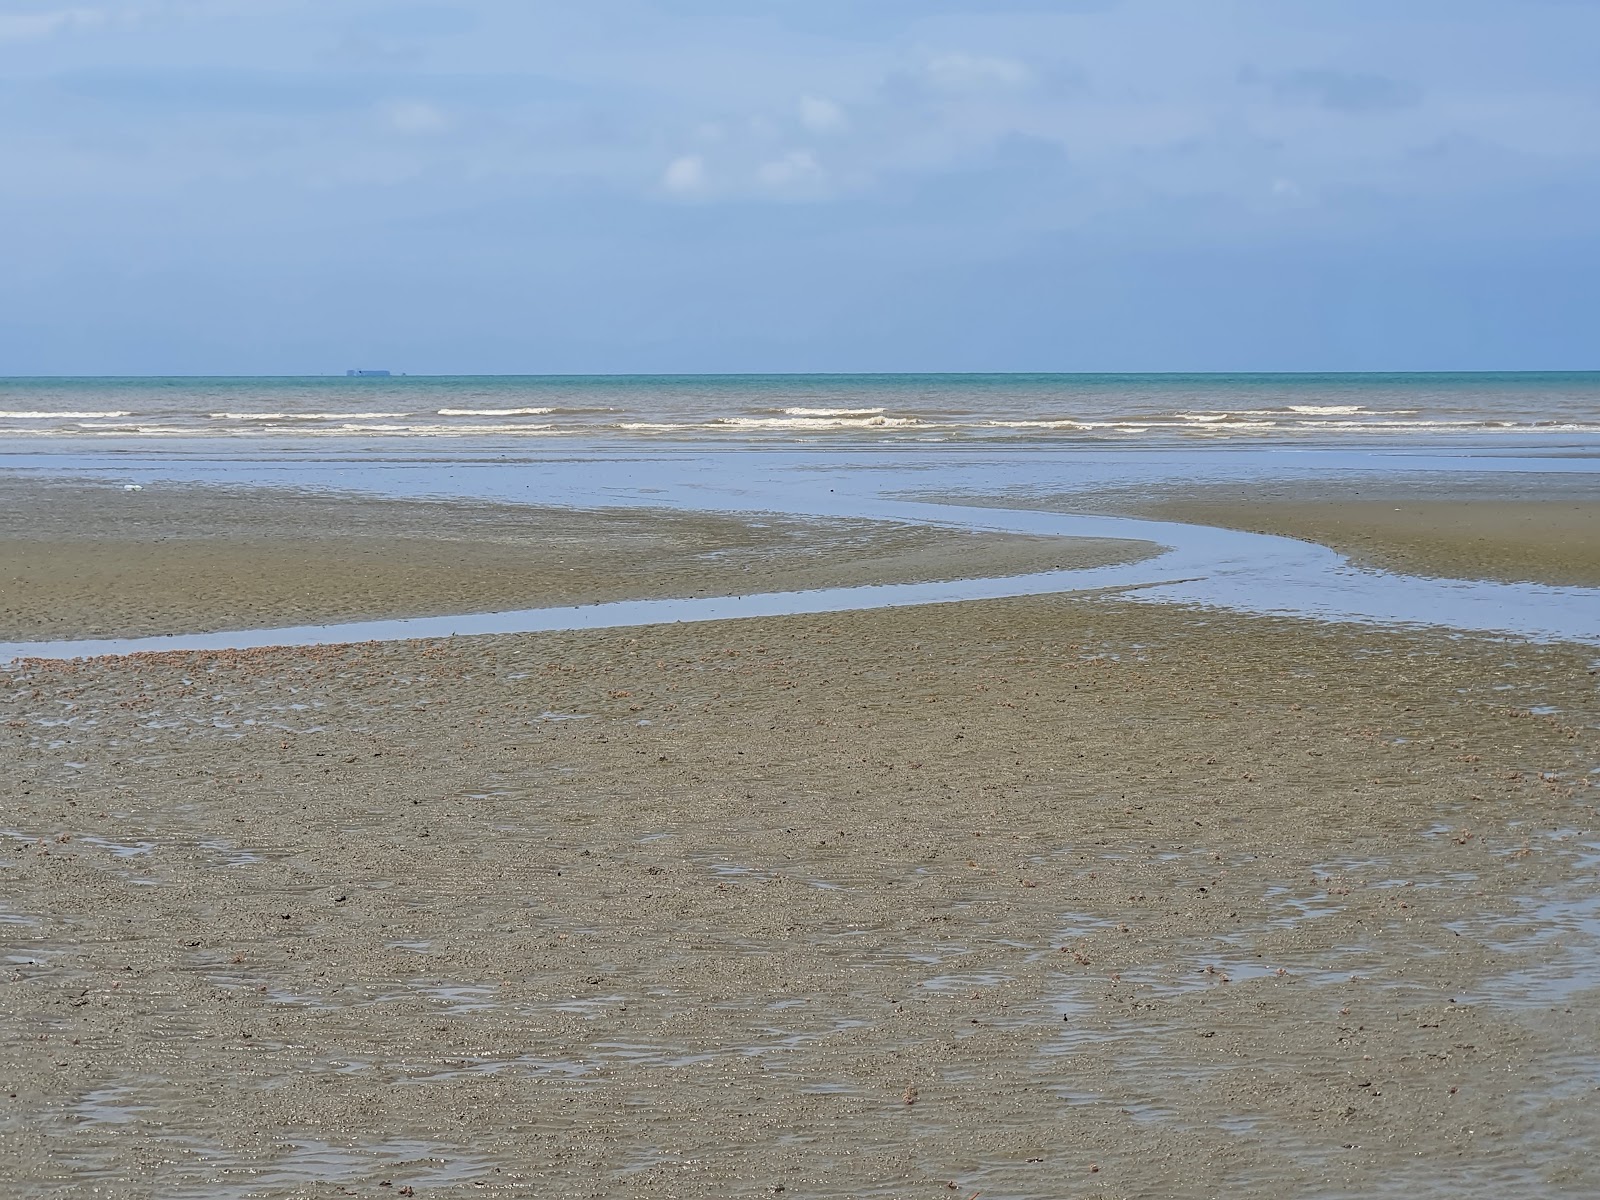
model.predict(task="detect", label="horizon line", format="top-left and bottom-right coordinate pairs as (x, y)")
top-left (4, 368), bottom-right (1598, 381)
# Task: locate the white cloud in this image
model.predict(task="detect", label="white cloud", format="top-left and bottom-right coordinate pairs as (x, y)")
top-left (661, 154), bottom-right (707, 195)
top-left (757, 149), bottom-right (824, 190)
top-left (0, 6), bottom-right (110, 41)
top-left (924, 53), bottom-right (1033, 91)
top-left (384, 100), bottom-right (450, 136)
top-left (798, 95), bottom-right (847, 135)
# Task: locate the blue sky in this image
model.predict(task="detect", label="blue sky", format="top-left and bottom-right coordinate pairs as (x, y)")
top-left (3, 0), bottom-right (1598, 374)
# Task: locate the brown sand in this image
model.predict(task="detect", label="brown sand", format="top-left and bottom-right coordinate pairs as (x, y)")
top-left (0, 478), bottom-right (1152, 640)
top-left (3, 476), bottom-right (1599, 1195)
top-left (928, 471), bottom-right (1600, 587)
top-left (3, 582), bottom-right (1598, 1193)
top-left (1147, 498), bottom-right (1600, 587)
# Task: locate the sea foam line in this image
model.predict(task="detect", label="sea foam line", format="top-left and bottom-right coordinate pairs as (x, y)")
top-left (437, 407), bottom-right (554, 417)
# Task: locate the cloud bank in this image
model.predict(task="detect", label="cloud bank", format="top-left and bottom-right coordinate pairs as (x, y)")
top-left (2, 0), bottom-right (1597, 371)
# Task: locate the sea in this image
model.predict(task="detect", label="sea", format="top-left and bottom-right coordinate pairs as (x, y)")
top-left (2, 372), bottom-right (1597, 447)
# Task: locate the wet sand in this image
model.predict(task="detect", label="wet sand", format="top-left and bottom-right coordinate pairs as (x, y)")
top-left (945, 472), bottom-right (1600, 587)
top-left (0, 479), bottom-right (1149, 640)
top-left (1146, 497), bottom-right (1600, 589)
top-left (3, 479), bottom-right (1599, 1197)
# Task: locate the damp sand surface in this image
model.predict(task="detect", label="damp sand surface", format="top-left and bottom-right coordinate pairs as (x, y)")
top-left (0, 478), bottom-right (1149, 640)
top-left (950, 472), bottom-right (1600, 588)
top-left (3, 591), bottom-right (1598, 1197)
top-left (1148, 497), bottom-right (1600, 589)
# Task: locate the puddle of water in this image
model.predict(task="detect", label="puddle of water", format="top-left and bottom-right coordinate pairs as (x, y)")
top-left (79, 836), bottom-right (155, 859)
top-left (197, 838), bottom-right (265, 868)
top-left (1055, 911), bottom-right (1127, 941)
top-left (919, 972), bottom-right (1014, 993)
top-left (206, 974), bottom-right (345, 1011)
top-left (710, 863), bottom-right (767, 879)
top-left (73, 1085), bottom-right (153, 1126)
top-left (1123, 959), bottom-right (1291, 996)
top-left (409, 982), bottom-right (499, 1014)
top-left (1451, 889), bottom-right (1600, 1007)
top-left (209, 1138), bottom-right (497, 1194)
top-left (545, 993), bottom-right (627, 1016)
top-left (591, 1042), bottom-right (718, 1069)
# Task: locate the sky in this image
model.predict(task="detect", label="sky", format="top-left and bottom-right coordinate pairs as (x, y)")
top-left (3, 0), bottom-right (1598, 375)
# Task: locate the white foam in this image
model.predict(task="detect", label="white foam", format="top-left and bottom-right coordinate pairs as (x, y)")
top-left (984, 419), bottom-right (1090, 430)
top-left (714, 415), bottom-right (922, 429)
top-left (207, 412), bottom-right (405, 421)
top-left (1288, 405), bottom-right (1365, 415)
top-left (0, 410), bottom-right (131, 419)
top-left (1186, 421), bottom-right (1283, 434)
top-left (1291, 419), bottom-right (1498, 430)
top-left (782, 407), bottom-right (886, 417)
top-left (78, 425), bottom-right (191, 436)
top-left (313, 423), bottom-right (557, 436)
top-left (436, 407), bottom-right (554, 417)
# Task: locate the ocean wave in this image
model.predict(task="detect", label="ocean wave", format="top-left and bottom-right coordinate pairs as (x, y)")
top-left (436, 407), bottom-right (554, 417)
top-left (9, 413), bottom-right (1598, 442)
top-left (1290, 418), bottom-right (1507, 430)
top-left (315, 423), bottom-right (557, 436)
top-left (781, 406), bottom-right (886, 417)
top-left (984, 419), bottom-right (1090, 430)
top-left (714, 415), bottom-right (922, 429)
top-left (0, 410), bottom-right (132, 419)
top-left (1287, 404), bottom-right (1365, 415)
top-left (207, 411), bottom-right (407, 420)
top-left (985, 419), bottom-right (1182, 432)
top-left (71, 424), bottom-right (194, 436)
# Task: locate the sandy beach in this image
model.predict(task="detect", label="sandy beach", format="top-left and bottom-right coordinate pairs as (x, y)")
top-left (10, 0), bottom-right (1599, 1189)
top-left (3, 477), bottom-right (1597, 1197)
top-left (955, 470), bottom-right (1600, 588)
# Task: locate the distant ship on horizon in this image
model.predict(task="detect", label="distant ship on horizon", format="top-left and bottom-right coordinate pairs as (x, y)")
top-left (345, 369), bottom-right (392, 377)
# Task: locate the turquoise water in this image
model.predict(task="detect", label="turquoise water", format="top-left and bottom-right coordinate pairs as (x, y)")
top-left (2, 372), bottom-right (1596, 444)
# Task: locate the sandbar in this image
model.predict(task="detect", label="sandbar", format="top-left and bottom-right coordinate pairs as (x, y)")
top-left (0, 478), bottom-right (1151, 640)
